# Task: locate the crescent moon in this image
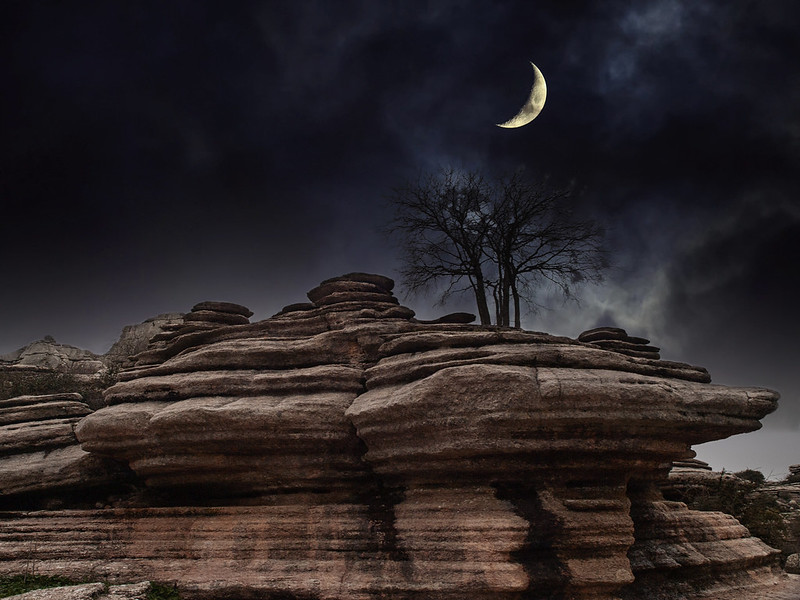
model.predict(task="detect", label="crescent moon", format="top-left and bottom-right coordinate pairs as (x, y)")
top-left (496, 62), bottom-right (547, 128)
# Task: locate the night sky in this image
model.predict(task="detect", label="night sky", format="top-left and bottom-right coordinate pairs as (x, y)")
top-left (2, 1), bottom-right (798, 476)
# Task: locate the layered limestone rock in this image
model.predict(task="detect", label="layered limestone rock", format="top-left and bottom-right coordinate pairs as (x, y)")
top-left (0, 393), bottom-right (127, 506)
top-left (624, 481), bottom-right (785, 600)
top-left (0, 338), bottom-right (105, 375)
top-left (103, 313), bottom-right (184, 368)
top-left (578, 327), bottom-right (661, 360)
top-left (348, 327), bottom-right (780, 599)
top-left (0, 274), bottom-right (795, 599)
top-left (76, 280), bottom-right (408, 497)
top-left (130, 302), bottom-right (254, 367)
top-left (662, 458), bottom-right (745, 500)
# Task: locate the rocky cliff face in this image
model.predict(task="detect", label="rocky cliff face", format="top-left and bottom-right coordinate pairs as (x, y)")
top-left (666, 458), bottom-right (800, 571)
top-left (0, 338), bottom-right (105, 375)
top-left (1, 312), bottom-right (186, 376)
top-left (0, 273), bottom-right (796, 600)
top-left (103, 313), bottom-right (184, 369)
top-left (0, 393), bottom-right (130, 508)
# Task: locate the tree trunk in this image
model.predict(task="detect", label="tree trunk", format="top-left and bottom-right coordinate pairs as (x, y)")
top-left (501, 284), bottom-right (510, 327)
top-left (512, 281), bottom-right (521, 329)
top-left (492, 285), bottom-right (501, 326)
top-left (472, 271), bottom-right (492, 325)
top-left (500, 263), bottom-right (512, 327)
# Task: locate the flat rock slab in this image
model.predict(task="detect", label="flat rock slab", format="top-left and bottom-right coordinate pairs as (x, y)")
top-left (5, 584), bottom-right (106, 600)
top-left (5, 582), bottom-right (151, 600)
top-left (190, 301), bottom-right (253, 317)
top-left (697, 574), bottom-right (800, 599)
top-left (318, 272), bottom-right (395, 291)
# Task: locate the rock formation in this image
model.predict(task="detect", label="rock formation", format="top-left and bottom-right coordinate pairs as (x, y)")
top-left (0, 338), bottom-right (105, 375)
top-left (4, 581), bottom-right (152, 600)
top-left (0, 393), bottom-right (129, 508)
top-left (103, 313), bottom-right (184, 369)
top-left (787, 553), bottom-right (800, 575)
top-left (0, 273), bottom-right (797, 599)
top-left (662, 458), bottom-right (745, 499)
top-left (577, 327), bottom-right (661, 360)
top-left (666, 458), bottom-right (800, 565)
top-left (1, 312), bottom-right (187, 375)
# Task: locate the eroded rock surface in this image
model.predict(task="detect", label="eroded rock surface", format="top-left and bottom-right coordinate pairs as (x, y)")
top-left (103, 313), bottom-right (184, 369)
top-left (0, 393), bottom-right (129, 507)
top-left (0, 339), bottom-right (105, 375)
top-left (662, 458), bottom-right (745, 500)
top-left (0, 273), bottom-right (794, 599)
top-left (4, 582), bottom-right (151, 600)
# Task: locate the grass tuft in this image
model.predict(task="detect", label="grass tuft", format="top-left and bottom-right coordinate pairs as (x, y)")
top-left (147, 582), bottom-right (182, 600)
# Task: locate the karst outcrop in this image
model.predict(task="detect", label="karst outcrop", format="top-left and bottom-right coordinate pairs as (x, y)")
top-left (0, 273), bottom-right (797, 599)
top-left (0, 338), bottom-right (105, 375)
top-left (1, 312), bottom-right (187, 377)
top-left (103, 313), bottom-right (184, 369)
top-left (666, 458), bottom-right (800, 570)
top-left (662, 458), bottom-right (744, 500)
top-left (0, 393), bottom-right (129, 508)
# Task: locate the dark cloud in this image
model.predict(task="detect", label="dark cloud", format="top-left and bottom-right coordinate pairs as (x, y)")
top-left (1, 0), bottom-right (798, 470)
top-left (660, 195), bottom-right (800, 419)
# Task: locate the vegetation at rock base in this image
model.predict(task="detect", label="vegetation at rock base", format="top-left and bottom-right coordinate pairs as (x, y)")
top-left (0, 574), bottom-right (81, 597)
top-left (0, 367), bottom-right (118, 410)
top-left (147, 583), bottom-right (182, 600)
top-left (735, 468), bottom-right (766, 486)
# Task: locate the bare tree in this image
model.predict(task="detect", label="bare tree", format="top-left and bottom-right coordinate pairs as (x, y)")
top-left (388, 167), bottom-right (607, 327)
top-left (389, 169), bottom-right (494, 324)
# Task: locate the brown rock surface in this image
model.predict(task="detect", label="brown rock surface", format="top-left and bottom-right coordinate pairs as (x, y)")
top-left (182, 310), bottom-right (250, 325)
top-left (0, 393), bottom-right (127, 504)
top-left (662, 458), bottom-right (746, 500)
top-left (190, 301), bottom-right (253, 316)
top-left (787, 554), bottom-right (800, 574)
top-left (624, 482), bottom-right (785, 600)
top-left (0, 339), bottom-right (105, 375)
top-left (103, 313), bottom-right (184, 369)
top-left (579, 326), bottom-right (661, 360)
top-left (0, 274), bottom-right (794, 599)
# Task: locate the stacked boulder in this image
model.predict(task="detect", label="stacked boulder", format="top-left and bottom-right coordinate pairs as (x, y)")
top-left (274, 272), bottom-right (415, 325)
top-left (307, 273), bottom-right (398, 307)
top-left (75, 277), bottom-right (413, 496)
top-left (184, 301), bottom-right (253, 327)
top-left (578, 326), bottom-right (661, 360)
top-left (661, 457), bottom-right (744, 500)
top-left (103, 313), bottom-right (184, 369)
top-left (0, 393), bottom-right (124, 506)
top-left (132, 301), bottom-right (253, 367)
